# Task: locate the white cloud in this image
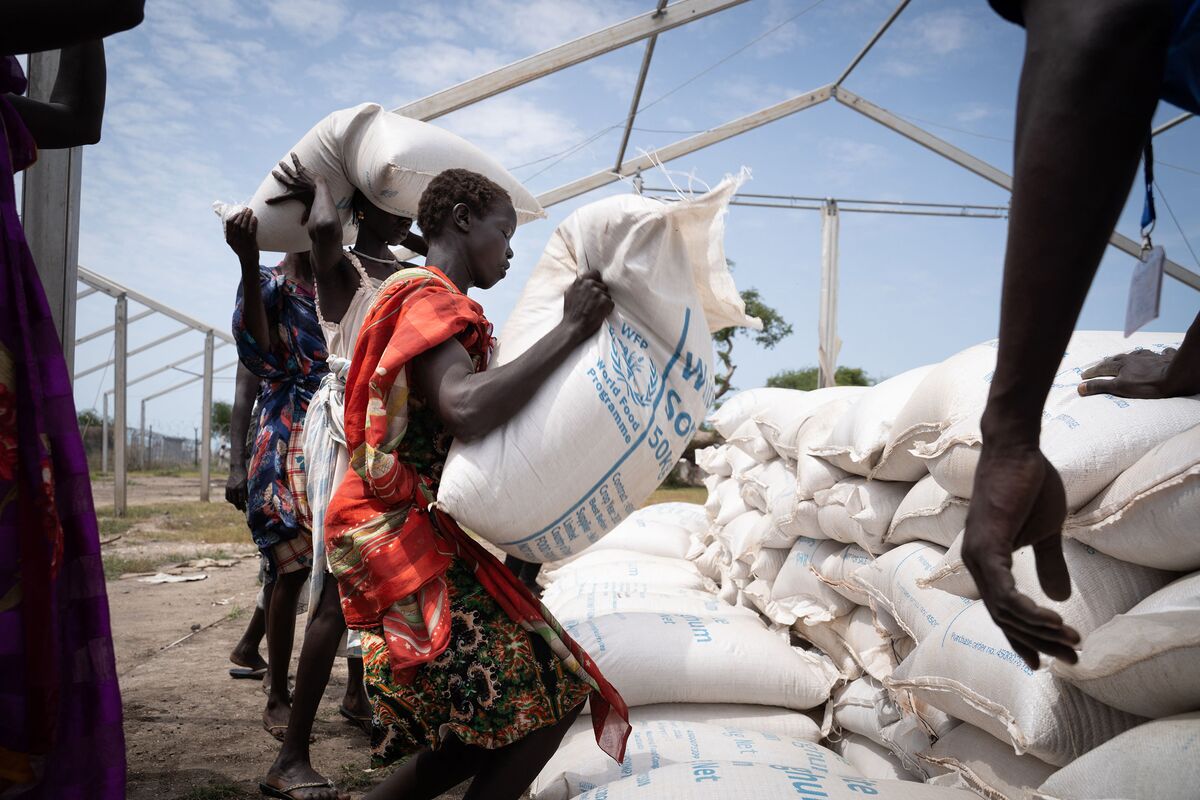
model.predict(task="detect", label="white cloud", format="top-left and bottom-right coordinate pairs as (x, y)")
top-left (954, 102), bottom-right (999, 124)
top-left (819, 138), bottom-right (888, 167)
top-left (388, 42), bottom-right (511, 97)
top-left (587, 63), bottom-right (639, 97)
top-left (879, 8), bottom-right (976, 78)
top-left (914, 9), bottom-right (972, 56)
top-left (475, 0), bottom-right (636, 53)
top-left (754, 0), bottom-right (812, 59)
top-left (265, 0), bottom-right (349, 44)
top-left (711, 78), bottom-right (800, 115)
top-left (439, 96), bottom-right (588, 170)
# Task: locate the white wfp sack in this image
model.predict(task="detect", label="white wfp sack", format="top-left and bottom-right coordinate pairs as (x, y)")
top-left (547, 587), bottom-right (760, 625)
top-left (794, 398), bottom-right (857, 497)
top-left (922, 533), bottom-right (1176, 631)
top-left (1051, 571), bottom-right (1200, 718)
top-left (694, 444), bottom-right (732, 477)
top-left (1064, 422), bottom-right (1200, 570)
top-left (693, 541), bottom-right (725, 580)
top-left (739, 462), bottom-right (770, 512)
top-left (809, 366), bottom-right (935, 479)
top-left (577, 515), bottom-right (695, 561)
top-left (812, 543), bottom-right (873, 606)
top-left (224, 102), bottom-right (542, 252)
top-left (729, 418), bottom-right (776, 463)
top-left (573, 756), bottom-right (978, 800)
top-left (722, 509), bottom-right (771, 564)
top-left (853, 542), bottom-right (973, 643)
top-left (759, 387), bottom-right (869, 462)
top-left (532, 717), bottom-right (826, 800)
top-left (1033, 713), bottom-right (1200, 800)
top-left (887, 601), bottom-right (1148, 766)
top-left (636, 501), bottom-right (710, 535)
top-left (541, 560), bottom-right (713, 602)
top-left (886, 476), bottom-right (967, 549)
top-left (769, 537), bottom-right (860, 624)
top-left (709, 387), bottom-right (800, 439)
top-left (920, 723), bottom-right (1056, 800)
top-left (792, 615), bottom-right (863, 680)
top-left (917, 333), bottom-right (1190, 503)
top-left (815, 478), bottom-right (911, 554)
top-left (835, 734), bottom-right (919, 782)
top-left (564, 612), bottom-right (839, 710)
top-left (623, 703), bottom-right (824, 739)
top-left (438, 177), bottom-right (758, 561)
top-left (713, 479), bottom-right (748, 525)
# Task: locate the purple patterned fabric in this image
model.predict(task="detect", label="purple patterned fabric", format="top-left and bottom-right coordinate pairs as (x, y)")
top-left (0, 56), bottom-right (125, 797)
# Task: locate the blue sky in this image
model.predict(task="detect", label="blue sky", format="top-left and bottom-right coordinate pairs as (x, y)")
top-left (63, 0), bottom-right (1200, 439)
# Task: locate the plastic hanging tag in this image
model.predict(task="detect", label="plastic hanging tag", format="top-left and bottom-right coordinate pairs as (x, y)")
top-left (1125, 245), bottom-right (1165, 336)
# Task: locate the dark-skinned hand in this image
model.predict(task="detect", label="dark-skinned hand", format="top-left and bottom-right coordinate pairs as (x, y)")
top-left (224, 207), bottom-right (258, 262)
top-left (562, 270), bottom-right (614, 341)
top-left (1077, 347), bottom-right (1187, 399)
top-left (961, 445), bottom-right (1081, 670)
top-left (265, 151), bottom-right (319, 223)
top-left (225, 465), bottom-right (247, 512)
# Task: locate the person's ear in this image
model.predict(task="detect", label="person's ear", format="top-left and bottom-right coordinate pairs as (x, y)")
top-left (451, 202), bottom-right (471, 232)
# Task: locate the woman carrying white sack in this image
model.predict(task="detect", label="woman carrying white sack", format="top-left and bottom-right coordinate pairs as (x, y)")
top-left (259, 152), bottom-right (425, 800)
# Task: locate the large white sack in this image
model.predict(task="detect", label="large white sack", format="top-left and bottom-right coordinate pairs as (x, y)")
top-left (833, 678), bottom-right (958, 776)
top-left (918, 336), bottom-right (1193, 506)
top-left (545, 549), bottom-right (702, 579)
top-left (439, 177), bottom-right (758, 561)
top-left (694, 444), bottom-right (732, 477)
top-left (754, 386), bottom-right (869, 461)
top-left (729, 418), bottom-right (776, 463)
top-left (564, 612), bottom-right (839, 710)
top-left (815, 478), bottom-right (911, 554)
top-left (750, 546), bottom-right (790, 583)
top-left (727, 446), bottom-right (760, 479)
top-left (812, 543), bottom-right (874, 606)
top-left (532, 715), bottom-right (826, 800)
top-left (739, 462), bottom-right (770, 512)
top-left (809, 366), bottom-right (935, 479)
top-left (710, 387), bottom-right (802, 439)
top-left (920, 723), bottom-right (1056, 800)
top-left (843, 606), bottom-right (906, 682)
top-left (636, 501), bottom-right (710, 535)
top-left (791, 615), bottom-right (863, 681)
top-left (887, 601), bottom-right (1148, 766)
top-left (227, 103), bottom-right (543, 252)
top-left (542, 559), bottom-right (713, 600)
top-left (853, 542), bottom-right (973, 643)
top-left (1051, 571), bottom-right (1200, 719)
top-left (722, 509), bottom-right (771, 563)
top-left (885, 476), bottom-right (967, 549)
top-left (546, 587), bottom-right (760, 625)
top-left (573, 757), bottom-right (977, 800)
top-left (576, 516), bottom-right (694, 561)
top-left (794, 398), bottom-right (857, 499)
top-left (921, 533), bottom-right (1177, 632)
top-left (1064, 423), bottom-right (1200, 570)
top-left (1032, 713), bottom-right (1200, 800)
top-left (743, 460), bottom-right (795, 527)
top-left (835, 734), bottom-right (919, 782)
top-left (832, 677), bottom-right (900, 747)
top-left (623, 703), bottom-right (825, 739)
top-left (693, 540), bottom-right (726, 581)
top-left (769, 537), bottom-right (860, 624)
top-left (713, 480), bottom-right (749, 525)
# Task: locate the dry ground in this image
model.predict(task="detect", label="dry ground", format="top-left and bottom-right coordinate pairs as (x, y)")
top-left (103, 474), bottom-right (705, 799)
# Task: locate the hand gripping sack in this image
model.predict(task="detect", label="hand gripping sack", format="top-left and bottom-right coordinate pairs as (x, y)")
top-left (222, 102), bottom-right (543, 252)
top-left (438, 177), bottom-right (758, 561)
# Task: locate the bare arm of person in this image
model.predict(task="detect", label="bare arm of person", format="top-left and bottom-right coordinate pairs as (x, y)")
top-left (0, 0), bottom-right (143, 55)
top-left (6, 40), bottom-right (107, 148)
top-left (225, 363), bottom-right (259, 512)
top-left (963, 0), bottom-right (1172, 669)
top-left (1078, 311), bottom-right (1200, 398)
top-left (266, 153), bottom-right (356, 321)
top-left (412, 271), bottom-right (613, 442)
top-left (227, 209), bottom-right (275, 351)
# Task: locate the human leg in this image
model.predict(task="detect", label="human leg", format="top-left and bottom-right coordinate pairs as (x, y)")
top-left (362, 736), bottom-right (491, 800)
top-left (463, 703), bottom-right (583, 800)
top-left (264, 565), bottom-right (311, 737)
top-left (262, 578), bottom-right (349, 799)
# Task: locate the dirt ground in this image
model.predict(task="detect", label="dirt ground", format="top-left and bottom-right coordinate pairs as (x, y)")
top-left (105, 476), bottom-right (705, 799)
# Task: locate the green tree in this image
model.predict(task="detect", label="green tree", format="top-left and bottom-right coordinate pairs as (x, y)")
top-left (767, 366), bottom-right (873, 391)
top-left (211, 400), bottom-right (233, 438)
top-left (714, 288), bottom-right (792, 401)
top-left (77, 409), bottom-right (107, 429)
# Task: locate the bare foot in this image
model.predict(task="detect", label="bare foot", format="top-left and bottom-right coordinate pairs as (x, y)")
top-left (262, 757), bottom-right (345, 800)
top-left (263, 694), bottom-right (292, 741)
top-left (230, 643), bottom-right (268, 673)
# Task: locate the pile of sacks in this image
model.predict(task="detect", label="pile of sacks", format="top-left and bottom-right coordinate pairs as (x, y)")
top-left (683, 330), bottom-right (1200, 799)
top-left (528, 502), bottom-right (977, 799)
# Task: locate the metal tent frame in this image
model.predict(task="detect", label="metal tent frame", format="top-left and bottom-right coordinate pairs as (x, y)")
top-left (49, 0), bottom-right (1198, 513)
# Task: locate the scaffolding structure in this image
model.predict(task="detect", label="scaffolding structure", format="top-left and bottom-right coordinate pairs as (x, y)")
top-left (33, 0), bottom-right (1197, 514)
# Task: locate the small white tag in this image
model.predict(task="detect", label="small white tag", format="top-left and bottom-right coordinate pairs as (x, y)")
top-left (1125, 245), bottom-right (1165, 336)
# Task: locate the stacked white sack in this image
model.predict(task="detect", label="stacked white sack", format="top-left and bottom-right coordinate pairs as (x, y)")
top-left (438, 175), bottom-right (760, 561)
top-left (533, 501), bottom-right (851, 800)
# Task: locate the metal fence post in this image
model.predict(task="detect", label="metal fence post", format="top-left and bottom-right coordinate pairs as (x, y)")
top-left (102, 391), bottom-right (109, 474)
top-left (200, 331), bottom-right (214, 502)
top-left (818, 200), bottom-right (841, 389)
top-left (113, 294), bottom-right (127, 515)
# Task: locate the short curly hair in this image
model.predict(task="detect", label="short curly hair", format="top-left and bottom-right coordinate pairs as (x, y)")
top-left (417, 168), bottom-right (511, 240)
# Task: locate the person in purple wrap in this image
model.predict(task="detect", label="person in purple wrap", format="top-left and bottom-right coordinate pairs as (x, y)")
top-left (0, 3), bottom-right (144, 798)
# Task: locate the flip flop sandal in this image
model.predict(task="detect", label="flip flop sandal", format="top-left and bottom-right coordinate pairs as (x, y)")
top-left (338, 706), bottom-right (372, 734)
top-left (229, 666), bottom-right (268, 679)
top-left (263, 723), bottom-right (315, 743)
top-left (258, 779), bottom-right (339, 799)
